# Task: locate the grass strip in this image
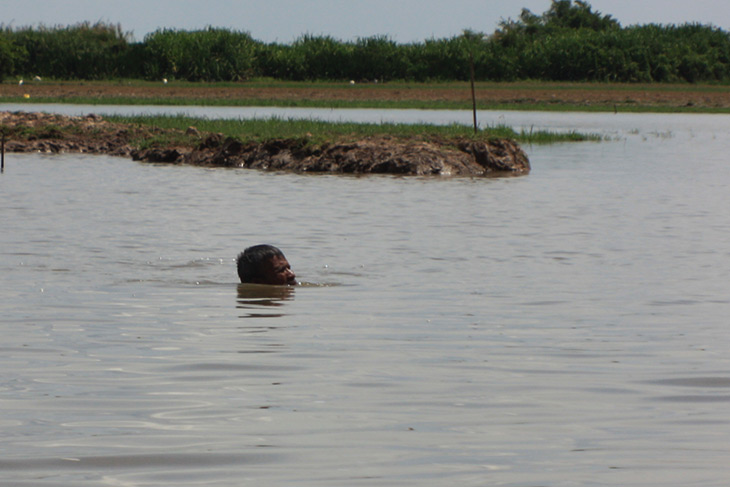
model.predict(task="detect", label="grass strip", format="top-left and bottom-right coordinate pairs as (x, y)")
top-left (104, 114), bottom-right (601, 147)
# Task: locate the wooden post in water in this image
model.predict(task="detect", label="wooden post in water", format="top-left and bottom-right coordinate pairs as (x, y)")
top-left (469, 51), bottom-right (478, 135)
top-left (1, 133), bottom-right (5, 173)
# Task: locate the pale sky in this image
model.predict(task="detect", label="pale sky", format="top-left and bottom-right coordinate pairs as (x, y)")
top-left (3, 1), bottom-right (729, 43)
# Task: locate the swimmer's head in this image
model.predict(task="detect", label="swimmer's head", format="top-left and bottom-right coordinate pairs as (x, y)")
top-left (237, 244), bottom-right (297, 285)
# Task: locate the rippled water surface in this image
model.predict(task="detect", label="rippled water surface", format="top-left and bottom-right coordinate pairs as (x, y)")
top-left (1, 110), bottom-right (730, 486)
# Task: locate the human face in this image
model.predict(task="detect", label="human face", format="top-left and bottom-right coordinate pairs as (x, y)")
top-left (258, 255), bottom-right (297, 285)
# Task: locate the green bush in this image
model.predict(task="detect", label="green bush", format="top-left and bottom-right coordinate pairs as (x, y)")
top-left (8, 22), bottom-right (130, 79)
top-left (141, 28), bottom-right (258, 81)
top-left (0, 31), bottom-right (24, 81)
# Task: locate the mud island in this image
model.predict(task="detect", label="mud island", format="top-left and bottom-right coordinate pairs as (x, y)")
top-left (0, 111), bottom-right (530, 177)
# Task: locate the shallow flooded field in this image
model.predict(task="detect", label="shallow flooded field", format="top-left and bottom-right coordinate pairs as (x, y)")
top-left (1, 110), bottom-right (729, 486)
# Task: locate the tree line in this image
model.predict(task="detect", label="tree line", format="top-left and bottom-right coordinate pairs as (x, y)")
top-left (2, 1), bottom-right (729, 84)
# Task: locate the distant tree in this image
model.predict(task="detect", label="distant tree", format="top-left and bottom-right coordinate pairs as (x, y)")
top-left (494, 0), bottom-right (619, 45)
top-left (543, 0), bottom-right (619, 31)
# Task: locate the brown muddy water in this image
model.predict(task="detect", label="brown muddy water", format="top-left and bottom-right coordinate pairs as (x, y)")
top-left (1, 109), bottom-right (730, 486)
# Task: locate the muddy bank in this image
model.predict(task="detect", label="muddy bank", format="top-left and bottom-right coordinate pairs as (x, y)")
top-left (0, 111), bottom-right (529, 176)
top-left (0, 111), bottom-right (162, 158)
top-left (4, 81), bottom-right (730, 109)
top-left (133, 133), bottom-right (529, 176)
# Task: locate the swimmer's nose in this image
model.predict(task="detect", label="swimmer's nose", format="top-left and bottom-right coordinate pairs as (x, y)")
top-left (286, 269), bottom-right (297, 285)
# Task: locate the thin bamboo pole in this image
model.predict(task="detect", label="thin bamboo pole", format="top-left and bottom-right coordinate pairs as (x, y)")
top-left (469, 51), bottom-right (478, 135)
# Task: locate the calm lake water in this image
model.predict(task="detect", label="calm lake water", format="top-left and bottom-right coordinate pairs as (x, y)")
top-left (1, 108), bottom-right (730, 486)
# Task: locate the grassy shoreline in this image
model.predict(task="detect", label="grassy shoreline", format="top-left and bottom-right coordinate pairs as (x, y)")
top-left (0, 110), bottom-right (599, 150)
top-left (104, 114), bottom-right (600, 146)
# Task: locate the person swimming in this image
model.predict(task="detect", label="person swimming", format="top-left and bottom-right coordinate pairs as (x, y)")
top-left (236, 244), bottom-right (297, 286)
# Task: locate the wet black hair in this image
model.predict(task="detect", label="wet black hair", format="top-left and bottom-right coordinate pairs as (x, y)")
top-left (236, 244), bottom-right (285, 283)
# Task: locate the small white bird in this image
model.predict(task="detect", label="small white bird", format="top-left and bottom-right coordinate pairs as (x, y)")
top-left (163, 78), bottom-right (168, 84)
top-left (18, 79), bottom-right (23, 86)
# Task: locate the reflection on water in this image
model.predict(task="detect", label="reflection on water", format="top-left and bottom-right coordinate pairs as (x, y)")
top-left (237, 283), bottom-right (295, 319)
top-left (237, 283), bottom-right (296, 306)
top-left (1, 112), bottom-right (730, 486)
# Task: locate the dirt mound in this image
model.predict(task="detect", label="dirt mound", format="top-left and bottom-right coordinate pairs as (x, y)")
top-left (0, 111), bottom-right (167, 157)
top-left (1, 111), bottom-right (529, 176)
top-left (133, 133), bottom-right (529, 176)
